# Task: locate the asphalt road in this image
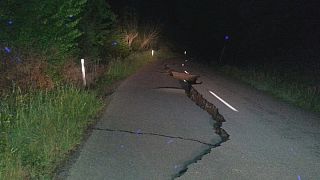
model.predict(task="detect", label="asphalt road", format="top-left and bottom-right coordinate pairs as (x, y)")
top-left (177, 59), bottom-right (320, 180)
top-left (58, 59), bottom-right (221, 180)
top-left (58, 58), bottom-right (320, 180)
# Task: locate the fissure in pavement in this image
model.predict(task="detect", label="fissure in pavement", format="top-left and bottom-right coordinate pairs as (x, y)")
top-left (91, 127), bottom-right (215, 147)
top-left (93, 83), bottom-right (229, 179)
top-left (171, 80), bottom-right (230, 179)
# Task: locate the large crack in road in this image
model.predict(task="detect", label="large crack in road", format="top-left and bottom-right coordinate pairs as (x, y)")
top-left (92, 80), bottom-right (229, 180)
top-left (94, 80), bottom-right (230, 180)
top-left (168, 74), bottom-right (230, 179)
top-left (58, 60), bottom-right (320, 180)
top-left (171, 83), bottom-right (230, 179)
top-left (58, 61), bottom-right (230, 180)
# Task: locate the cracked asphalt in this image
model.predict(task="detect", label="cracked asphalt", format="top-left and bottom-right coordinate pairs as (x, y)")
top-left (59, 59), bottom-right (221, 180)
top-left (177, 60), bottom-right (320, 180)
top-left (58, 58), bottom-right (320, 180)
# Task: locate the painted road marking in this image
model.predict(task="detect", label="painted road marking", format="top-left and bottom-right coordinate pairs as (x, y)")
top-left (209, 91), bottom-right (239, 112)
top-left (184, 70), bottom-right (189, 74)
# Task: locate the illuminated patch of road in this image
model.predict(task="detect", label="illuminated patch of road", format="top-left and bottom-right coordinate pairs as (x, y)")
top-left (209, 91), bottom-right (239, 112)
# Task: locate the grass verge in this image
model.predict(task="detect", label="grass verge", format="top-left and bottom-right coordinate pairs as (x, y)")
top-left (218, 65), bottom-right (320, 113)
top-left (0, 87), bottom-right (103, 179)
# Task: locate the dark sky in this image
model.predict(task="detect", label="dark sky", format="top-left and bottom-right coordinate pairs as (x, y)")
top-left (109, 0), bottom-right (320, 66)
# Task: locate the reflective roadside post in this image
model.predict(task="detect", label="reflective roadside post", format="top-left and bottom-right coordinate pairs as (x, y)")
top-left (184, 50), bottom-right (187, 61)
top-left (81, 59), bottom-right (86, 87)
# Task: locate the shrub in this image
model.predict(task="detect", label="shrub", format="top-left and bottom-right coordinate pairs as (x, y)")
top-left (0, 0), bottom-right (87, 63)
top-left (117, 7), bottom-right (161, 51)
top-left (0, 51), bottom-right (54, 93)
top-left (119, 7), bottom-right (139, 48)
top-left (79, 0), bottom-right (116, 59)
top-left (138, 23), bottom-right (161, 50)
top-left (103, 32), bottom-right (131, 59)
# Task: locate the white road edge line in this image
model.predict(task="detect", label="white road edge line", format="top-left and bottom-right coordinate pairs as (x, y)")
top-left (209, 91), bottom-right (239, 112)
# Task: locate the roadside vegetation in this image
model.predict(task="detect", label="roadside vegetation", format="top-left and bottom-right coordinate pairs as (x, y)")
top-left (217, 64), bottom-right (320, 113)
top-left (0, 87), bottom-right (102, 179)
top-left (0, 1), bottom-right (172, 179)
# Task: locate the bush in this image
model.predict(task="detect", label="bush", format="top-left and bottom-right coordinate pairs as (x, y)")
top-left (0, 0), bottom-right (87, 63)
top-left (117, 7), bottom-right (161, 52)
top-left (0, 51), bottom-right (55, 93)
top-left (103, 32), bottom-right (131, 59)
top-left (137, 23), bottom-right (161, 50)
top-left (0, 0), bottom-right (118, 90)
top-left (79, 0), bottom-right (116, 59)
top-left (119, 7), bottom-right (139, 49)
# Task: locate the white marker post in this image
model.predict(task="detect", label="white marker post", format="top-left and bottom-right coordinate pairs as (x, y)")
top-left (81, 59), bottom-right (86, 87)
top-left (184, 50), bottom-right (188, 62)
top-left (152, 49), bottom-right (154, 56)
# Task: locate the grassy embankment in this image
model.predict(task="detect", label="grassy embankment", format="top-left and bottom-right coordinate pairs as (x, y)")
top-left (0, 49), bottom-right (173, 179)
top-left (218, 65), bottom-right (320, 113)
top-left (0, 87), bottom-right (102, 179)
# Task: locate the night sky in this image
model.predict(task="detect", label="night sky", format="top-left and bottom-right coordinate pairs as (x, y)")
top-left (109, 0), bottom-right (320, 68)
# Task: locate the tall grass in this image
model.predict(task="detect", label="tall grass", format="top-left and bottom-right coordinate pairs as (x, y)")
top-left (0, 87), bottom-right (103, 179)
top-left (219, 66), bottom-right (320, 113)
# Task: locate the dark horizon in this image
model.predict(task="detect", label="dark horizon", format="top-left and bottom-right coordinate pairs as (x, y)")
top-left (110, 0), bottom-right (320, 69)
